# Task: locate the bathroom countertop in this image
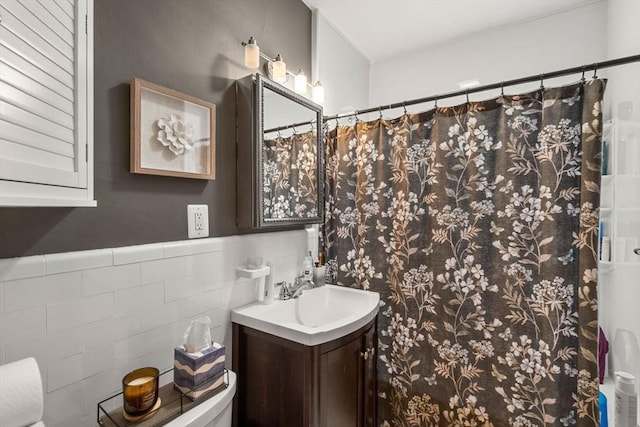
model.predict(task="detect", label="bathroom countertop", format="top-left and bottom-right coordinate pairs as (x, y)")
top-left (231, 285), bottom-right (380, 346)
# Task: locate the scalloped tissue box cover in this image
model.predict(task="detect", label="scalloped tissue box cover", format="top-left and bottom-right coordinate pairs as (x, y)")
top-left (174, 343), bottom-right (225, 400)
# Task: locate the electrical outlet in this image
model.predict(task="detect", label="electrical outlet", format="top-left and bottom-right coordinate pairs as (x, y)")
top-left (187, 205), bottom-right (209, 238)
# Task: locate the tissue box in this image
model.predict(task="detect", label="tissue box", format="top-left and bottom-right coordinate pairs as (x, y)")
top-left (174, 343), bottom-right (225, 400)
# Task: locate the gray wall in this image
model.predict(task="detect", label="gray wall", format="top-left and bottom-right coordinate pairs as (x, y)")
top-left (0, 0), bottom-right (311, 258)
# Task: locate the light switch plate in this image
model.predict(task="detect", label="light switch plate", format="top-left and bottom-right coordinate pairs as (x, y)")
top-left (187, 205), bottom-right (209, 238)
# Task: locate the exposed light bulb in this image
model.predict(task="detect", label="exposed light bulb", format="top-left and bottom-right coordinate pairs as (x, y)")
top-left (273, 54), bottom-right (286, 83)
top-left (312, 81), bottom-right (324, 104)
top-left (244, 36), bottom-right (260, 69)
top-left (294, 69), bottom-right (307, 94)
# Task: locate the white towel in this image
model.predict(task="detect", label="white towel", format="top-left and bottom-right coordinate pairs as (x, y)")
top-left (0, 357), bottom-right (44, 427)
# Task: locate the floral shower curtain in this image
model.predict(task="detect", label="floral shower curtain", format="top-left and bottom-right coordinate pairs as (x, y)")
top-left (324, 80), bottom-right (606, 426)
top-left (263, 130), bottom-right (318, 219)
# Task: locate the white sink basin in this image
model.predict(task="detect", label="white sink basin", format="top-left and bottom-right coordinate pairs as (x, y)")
top-left (231, 285), bottom-right (380, 346)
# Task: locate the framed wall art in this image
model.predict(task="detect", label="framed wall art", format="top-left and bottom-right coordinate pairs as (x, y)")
top-left (130, 78), bottom-right (216, 180)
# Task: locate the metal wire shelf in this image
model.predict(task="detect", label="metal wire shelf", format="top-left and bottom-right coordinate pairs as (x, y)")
top-left (97, 368), bottom-right (229, 427)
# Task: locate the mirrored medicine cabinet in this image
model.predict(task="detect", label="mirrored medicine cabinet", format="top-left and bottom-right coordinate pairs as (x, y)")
top-left (236, 73), bottom-right (324, 229)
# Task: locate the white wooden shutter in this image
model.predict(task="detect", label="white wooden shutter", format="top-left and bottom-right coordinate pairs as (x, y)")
top-left (0, 0), bottom-right (88, 189)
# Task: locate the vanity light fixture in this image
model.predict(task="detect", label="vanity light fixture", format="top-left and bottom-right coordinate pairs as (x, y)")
top-left (273, 54), bottom-right (287, 83)
top-left (294, 69), bottom-right (307, 94)
top-left (244, 36), bottom-right (260, 69)
top-left (312, 81), bottom-right (324, 104)
top-left (241, 37), bottom-right (324, 103)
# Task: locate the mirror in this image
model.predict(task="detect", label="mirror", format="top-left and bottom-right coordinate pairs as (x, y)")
top-left (236, 74), bottom-right (324, 229)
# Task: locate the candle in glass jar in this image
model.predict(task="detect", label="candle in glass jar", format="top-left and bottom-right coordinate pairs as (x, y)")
top-left (122, 367), bottom-right (159, 415)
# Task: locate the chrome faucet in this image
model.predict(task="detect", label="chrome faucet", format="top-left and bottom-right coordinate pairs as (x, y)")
top-left (290, 282), bottom-right (313, 299)
top-left (277, 276), bottom-right (315, 300)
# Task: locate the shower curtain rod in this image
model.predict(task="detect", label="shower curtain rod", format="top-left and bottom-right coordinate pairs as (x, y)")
top-left (323, 53), bottom-right (640, 122)
top-left (264, 119), bottom-right (318, 135)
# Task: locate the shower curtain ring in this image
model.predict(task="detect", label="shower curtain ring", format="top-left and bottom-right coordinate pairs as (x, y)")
top-left (540, 73), bottom-right (545, 90)
top-left (434, 96), bottom-right (438, 109)
top-left (581, 65), bottom-right (586, 82)
top-left (379, 107), bottom-right (383, 119)
top-left (593, 62), bottom-right (599, 79)
top-left (500, 82), bottom-right (505, 97)
top-left (355, 110), bottom-right (361, 122)
top-left (309, 120), bottom-right (314, 132)
top-left (403, 102), bottom-right (407, 115)
top-left (465, 89), bottom-right (470, 103)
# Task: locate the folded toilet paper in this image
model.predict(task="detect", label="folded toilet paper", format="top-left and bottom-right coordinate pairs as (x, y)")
top-left (0, 357), bottom-right (44, 427)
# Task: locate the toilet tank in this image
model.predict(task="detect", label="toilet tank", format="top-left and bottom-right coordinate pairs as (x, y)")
top-left (164, 370), bottom-right (236, 427)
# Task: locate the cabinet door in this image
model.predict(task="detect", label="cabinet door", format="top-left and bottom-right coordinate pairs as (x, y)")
top-left (233, 326), bottom-right (310, 427)
top-left (0, 0), bottom-right (95, 206)
top-left (320, 320), bottom-right (377, 427)
top-left (321, 336), bottom-right (361, 427)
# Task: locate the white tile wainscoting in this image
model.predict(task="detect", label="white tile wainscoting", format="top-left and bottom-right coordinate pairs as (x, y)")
top-left (0, 229), bottom-right (312, 426)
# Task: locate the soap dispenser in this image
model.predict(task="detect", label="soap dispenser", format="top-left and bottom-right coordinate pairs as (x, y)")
top-left (301, 254), bottom-right (313, 283)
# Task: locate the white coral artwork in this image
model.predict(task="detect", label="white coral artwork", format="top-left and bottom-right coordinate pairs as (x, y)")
top-left (156, 114), bottom-right (195, 156)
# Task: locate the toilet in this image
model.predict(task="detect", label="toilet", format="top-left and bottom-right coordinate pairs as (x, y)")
top-left (165, 370), bottom-right (237, 427)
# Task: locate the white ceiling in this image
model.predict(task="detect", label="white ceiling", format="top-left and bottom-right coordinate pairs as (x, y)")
top-left (303, 0), bottom-right (601, 63)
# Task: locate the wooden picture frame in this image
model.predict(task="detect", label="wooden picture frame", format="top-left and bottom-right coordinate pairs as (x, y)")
top-left (130, 78), bottom-right (216, 180)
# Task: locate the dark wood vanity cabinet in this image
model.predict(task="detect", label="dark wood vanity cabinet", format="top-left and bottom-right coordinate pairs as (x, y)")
top-left (232, 317), bottom-right (377, 427)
